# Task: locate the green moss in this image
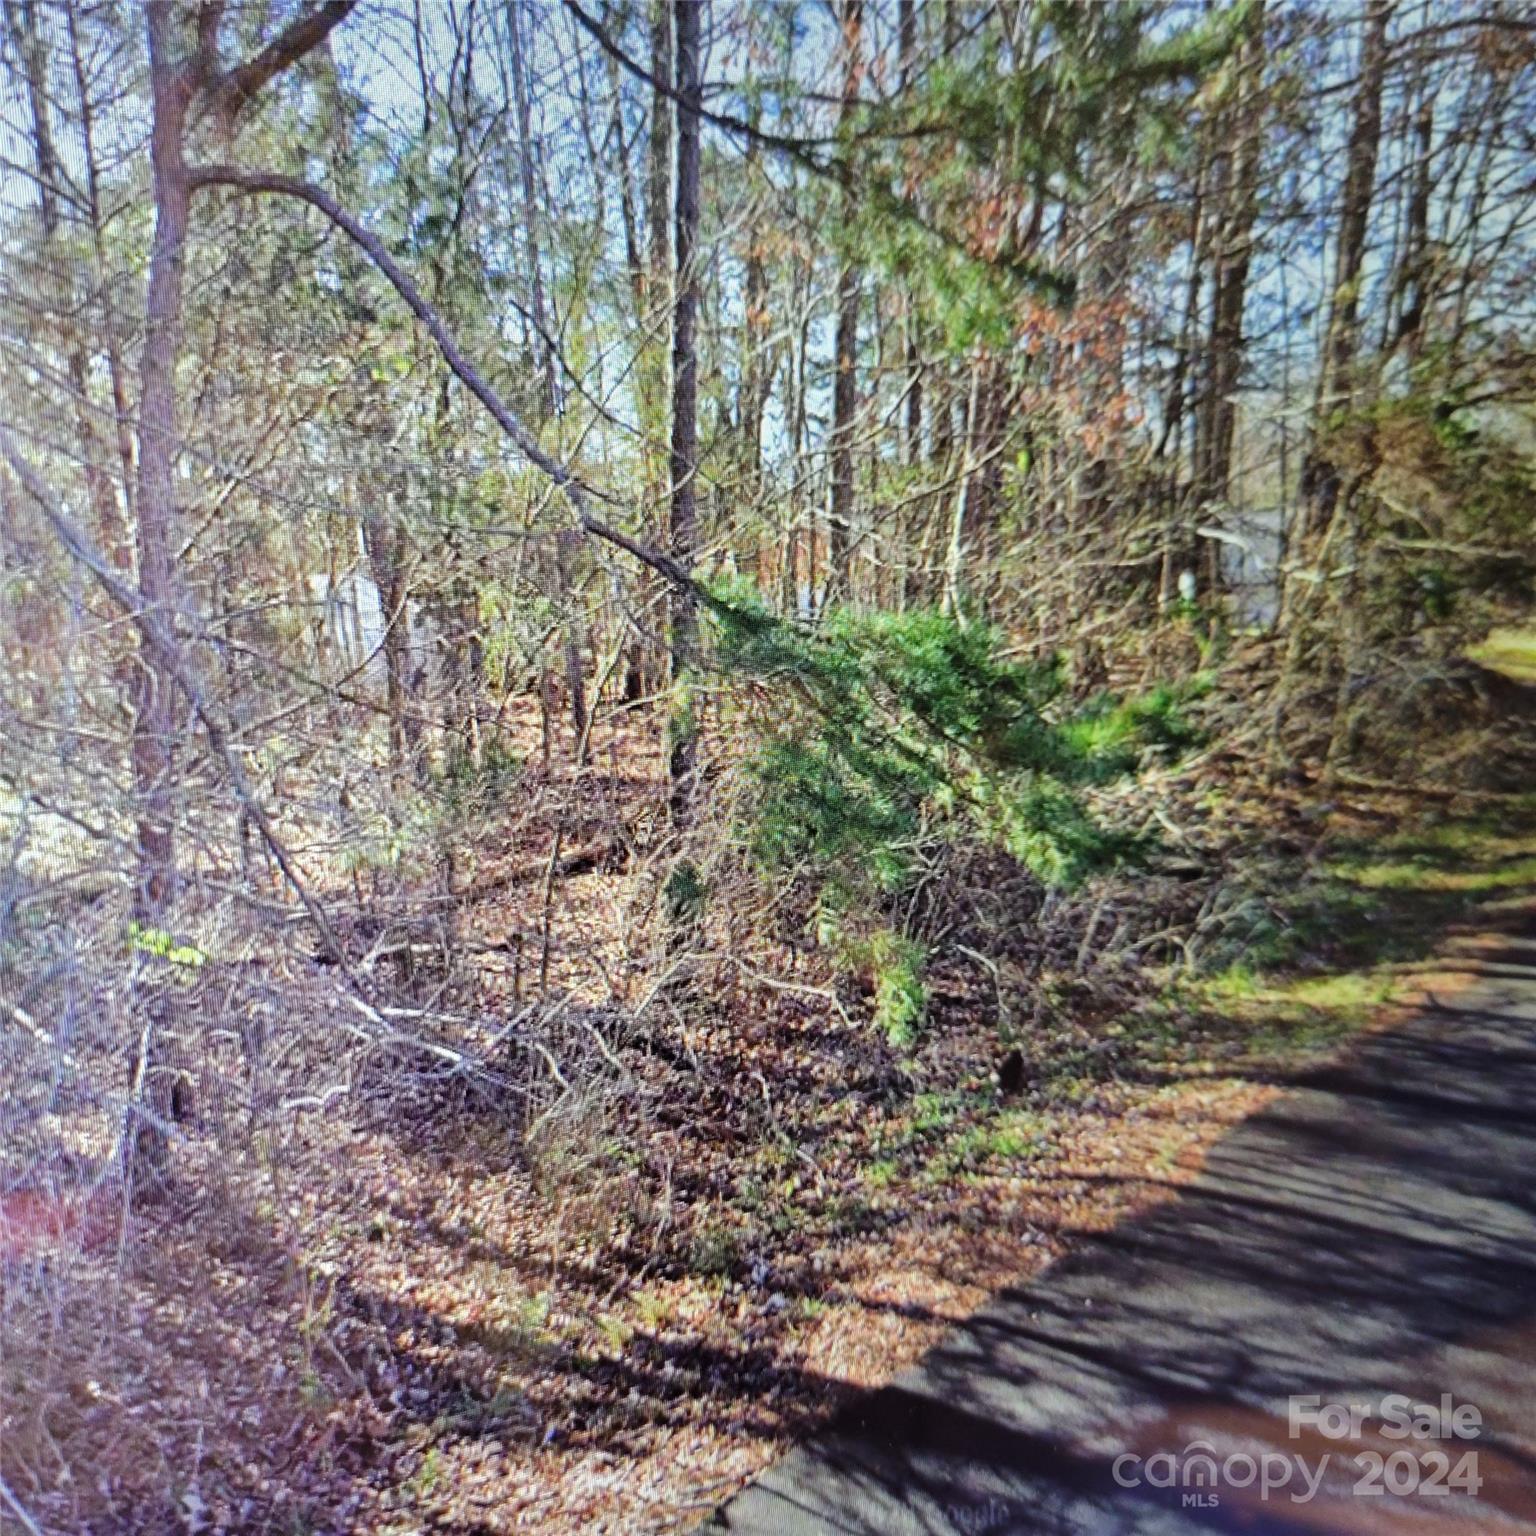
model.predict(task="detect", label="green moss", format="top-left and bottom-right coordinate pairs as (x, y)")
top-left (1329, 805), bottom-right (1536, 897)
top-left (928, 1110), bottom-right (1050, 1181)
top-left (1202, 963), bottom-right (1265, 1001)
top-left (1175, 799), bottom-right (1536, 1073)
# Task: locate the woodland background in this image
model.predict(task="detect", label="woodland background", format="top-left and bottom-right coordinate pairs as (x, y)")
top-left (1, 1), bottom-right (1534, 1531)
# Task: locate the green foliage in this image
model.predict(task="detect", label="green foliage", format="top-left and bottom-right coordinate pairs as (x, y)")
top-left (713, 592), bottom-right (1171, 887)
top-left (992, 778), bottom-right (1121, 887)
top-left (686, 1222), bottom-right (739, 1279)
top-left (663, 859), bottom-right (707, 925)
top-left (126, 923), bottom-right (206, 969)
top-left (436, 741), bottom-right (523, 811)
top-left (1061, 681), bottom-right (1207, 781)
top-left (710, 591), bottom-right (1194, 1041)
top-left (866, 930), bottom-right (926, 1049)
top-left (827, 924), bottom-right (926, 1048)
top-left (849, 0), bottom-right (1246, 349)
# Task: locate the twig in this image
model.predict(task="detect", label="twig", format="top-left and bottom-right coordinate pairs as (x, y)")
top-left (0, 1474), bottom-right (47, 1536)
top-left (728, 957), bottom-right (854, 1026)
top-left (0, 424), bottom-right (349, 972)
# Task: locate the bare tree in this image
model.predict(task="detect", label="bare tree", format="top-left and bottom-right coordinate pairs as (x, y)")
top-left (827, 0), bottom-right (864, 604)
top-left (123, 0), bottom-right (356, 1178)
top-left (667, 0), bottom-right (701, 818)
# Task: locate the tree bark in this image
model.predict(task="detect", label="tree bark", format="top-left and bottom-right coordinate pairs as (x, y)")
top-left (362, 509), bottom-right (418, 773)
top-left (646, 0), bottom-right (672, 298)
top-left (667, 0), bottom-right (701, 818)
top-left (1391, 82), bottom-right (1435, 365)
top-left (506, 0), bottom-right (559, 417)
top-left (124, 0), bottom-right (355, 1184)
top-left (739, 128), bottom-right (769, 516)
top-left (1297, 0), bottom-right (1391, 546)
top-left (826, 0), bottom-right (863, 605)
top-left (620, 0), bottom-right (674, 707)
top-left (133, 1), bottom-right (196, 925)
top-left (1195, 1), bottom-right (1265, 592)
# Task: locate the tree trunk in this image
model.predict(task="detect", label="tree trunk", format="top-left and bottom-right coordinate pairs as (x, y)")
top-left (123, 0), bottom-right (355, 1182)
top-left (739, 131), bottom-right (769, 537)
top-left (943, 357), bottom-right (984, 618)
top-left (620, 0), bottom-right (674, 709)
top-left (647, 0), bottom-right (672, 297)
top-left (1391, 82), bottom-right (1435, 365)
top-left (897, 0), bottom-right (922, 607)
top-left (667, 0), bottom-right (701, 819)
top-left (1297, 0), bottom-right (1390, 548)
top-left (826, 0), bottom-right (863, 605)
top-left (363, 510), bottom-right (417, 773)
top-left (507, 0), bottom-right (587, 756)
top-left (133, 2), bottom-right (195, 925)
top-left (121, 1), bottom-right (198, 1187)
top-left (506, 0), bottom-right (558, 417)
top-left (1195, 1), bottom-right (1265, 593)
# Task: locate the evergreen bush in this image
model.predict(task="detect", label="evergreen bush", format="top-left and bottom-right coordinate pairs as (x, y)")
top-left (709, 588), bottom-right (1199, 1041)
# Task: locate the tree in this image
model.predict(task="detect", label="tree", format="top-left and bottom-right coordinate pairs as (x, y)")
top-left (667, 0), bottom-right (702, 818)
top-left (1296, 0), bottom-right (1392, 551)
top-left (827, 0), bottom-right (864, 604)
top-left (125, 0), bottom-right (356, 1179)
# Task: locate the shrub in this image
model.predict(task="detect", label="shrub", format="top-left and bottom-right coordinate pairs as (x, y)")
top-left (708, 591), bottom-right (1192, 1040)
top-left (866, 930), bottom-right (926, 1049)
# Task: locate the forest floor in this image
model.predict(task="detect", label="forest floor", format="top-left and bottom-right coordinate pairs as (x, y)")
top-left (707, 895), bottom-right (1536, 1534)
top-left (5, 737), bottom-right (1536, 1535)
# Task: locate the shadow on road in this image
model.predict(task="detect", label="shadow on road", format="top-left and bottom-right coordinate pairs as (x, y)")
top-left (707, 921), bottom-right (1536, 1534)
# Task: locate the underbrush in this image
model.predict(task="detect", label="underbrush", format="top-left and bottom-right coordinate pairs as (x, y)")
top-left (708, 599), bottom-right (1204, 1045)
top-left (4, 661), bottom-right (1534, 1533)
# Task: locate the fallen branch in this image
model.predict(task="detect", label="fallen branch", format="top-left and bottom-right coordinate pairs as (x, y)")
top-left (0, 1473), bottom-right (46, 1536)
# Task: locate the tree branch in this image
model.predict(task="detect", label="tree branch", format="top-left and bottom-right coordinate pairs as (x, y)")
top-left (0, 421), bottom-right (349, 969)
top-left (204, 0), bottom-right (357, 126)
top-left (563, 0), bottom-right (841, 176)
top-left (564, 0), bottom-right (956, 164)
top-left (565, 0), bottom-right (1074, 305)
top-left (187, 162), bottom-right (716, 603)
